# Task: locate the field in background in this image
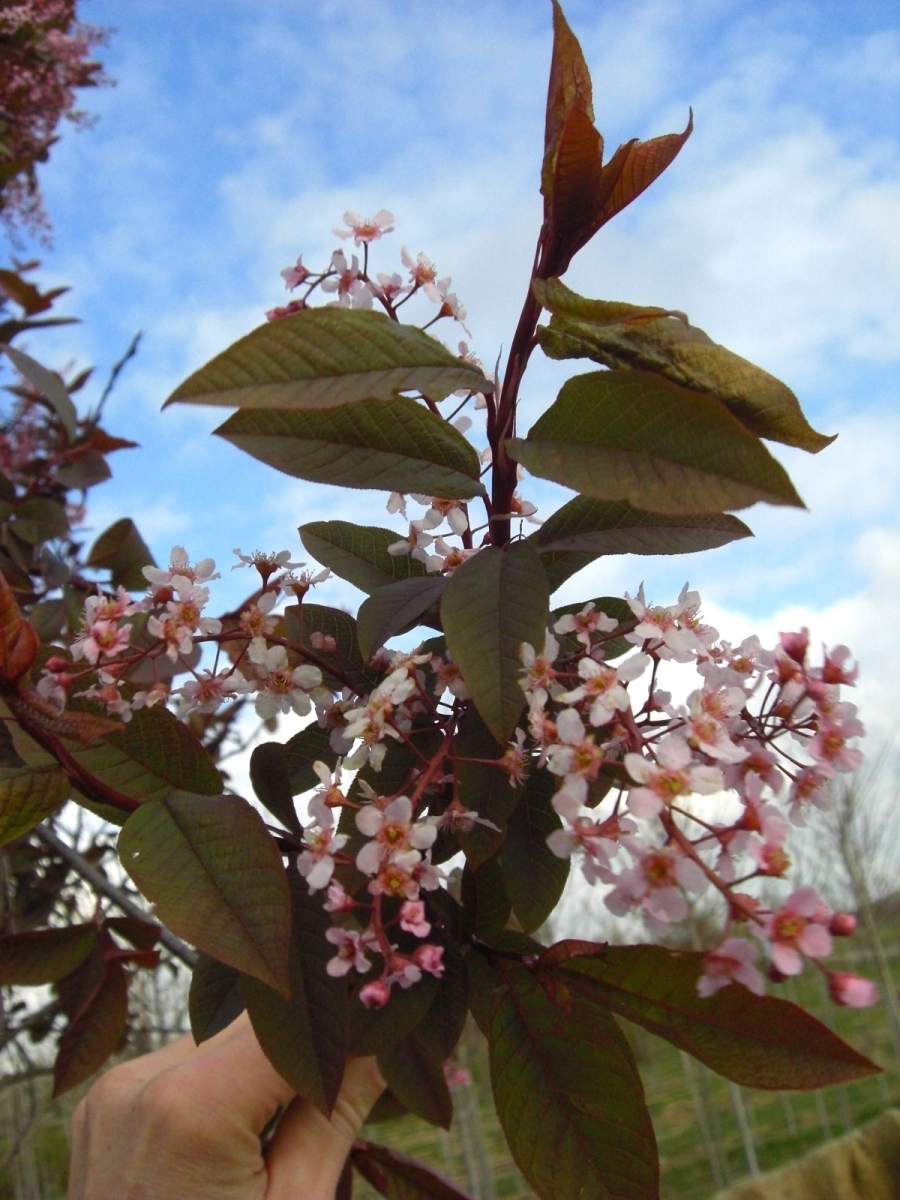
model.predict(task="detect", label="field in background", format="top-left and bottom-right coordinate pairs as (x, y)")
top-left (2, 935), bottom-right (898, 1200)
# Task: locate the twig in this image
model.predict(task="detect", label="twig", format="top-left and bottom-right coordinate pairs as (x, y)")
top-left (35, 825), bottom-right (197, 968)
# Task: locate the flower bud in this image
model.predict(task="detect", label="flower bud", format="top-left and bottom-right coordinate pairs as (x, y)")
top-left (829, 971), bottom-right (878, 1008)
top-left (829, 912), bottom-right (857, 937)
top-left (779, 628), bottom-right (809, 665)
top-left (358, 979), bottom-right (391, 1009)
top-left (45, 656), bottom-right (70, 673)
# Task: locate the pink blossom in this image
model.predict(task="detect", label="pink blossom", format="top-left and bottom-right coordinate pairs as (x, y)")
top-left (368, 850), bottom-right (423, 900)
top-left (143, 546), bottom-right (218, 590)
top-left (401, 247), bottom-right (439, 290)
top-left (297, 816), bottom-right (348, 892)
top-left (762, 887), bottom-right (833, 975)
top-left (698, 937), bottom-right (765, 997)
top-left (280, 256), bottom-right (310, 290)
top-left (325, 927), bottom-right (376, 977)
top-left (334, 209), bottom-right (395, 244)
top-left (413, 943), bottom-right (445, 977)
top-left (324, 881), bottom-right (355, 913)
top-left (547, 816), bottom-right (621, 884)
top-left (828, 971), bottom-right (878, 1008)
top-left (605, 841), bottom-right (705, 925)
top-left (809, 705), bottom-right (865, 774)
top-left (321, 250), bottom-right (373, 309)
top-left (625, 583), bottom-right (705, 661)
top-left (248, 643), bottom-right (323, 719)
top-left (553, 602), bottom-right (618, 649)
top-left (355, 796), bottom-right (437, 876)
top-left (624, 736), bottom-right (723, 819)
top-left (359, 979), bottom-right (391, 1009)
top-left (399, 900), bottom-right (431, 937)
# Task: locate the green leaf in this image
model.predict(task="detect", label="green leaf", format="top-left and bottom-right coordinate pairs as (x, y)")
top-left (442, 542), bottom-right (549, 743)
top-left (0, 763), bottom-right (68, 846)
top-left (53, 962), bottom-right (129, 1097)
top-left (165, 309), bottom-right (490, 410)
top-left (537, 496), bottom-right (752, 556)
top-left (250, 742), bottom-right (303, 835)
top-left (454, 708), bottom-right (519, 868)
top-left (57, 449), bottom-right (112, 490)
top-left (189, 953), bottom-right (244, 1043)
top-left (559, 946), bottom-right (880, 1089)
top-left (535, 279), bottom-right (834, 453)
top-left (119, 791), bottom-right (292, 994)
top-left (299, 521), bottom-right (427, 595)
top-left (489, 960), bottom-right (658, 1200)
top-left (283, 723), bottom-right (339, 794)
top-left (461, 858), bottom-right (512, 940)
top-left (242, 874), bottom-right (348, 1114)
top-left (357, 576), bottom-right (447, 660)
top-left (533, 278), bottom-right (677, 325)
top-left (499, 770), bottom-right (568, 934)
top-left (87, 518), bottom-right (156, 590)
top-left (378, 1038), bottom-right (453, 1130)
top-left (0, 924), bottom-right (97, 984)
top-left (508, 370), bottom-right (804, 514)
top-left (11, 498), bottom-right (69, 544)
top-left (216, 398), bottom-right (484, 499)
top-left (351, 1141), bottom-right (475, 1199)
top-left (1, 342), bottom-right (77, 439)
top-left (282, 603), bottom-right (375, 693)
top-left (72, 705), bottom-right (222, 805)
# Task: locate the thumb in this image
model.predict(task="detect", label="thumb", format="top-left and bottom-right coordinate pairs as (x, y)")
top-left (264, 1056), bottom-right (385, 1200)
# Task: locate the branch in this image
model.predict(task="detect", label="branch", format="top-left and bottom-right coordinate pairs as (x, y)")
top-left (36, 825), bottom-right (197, 968)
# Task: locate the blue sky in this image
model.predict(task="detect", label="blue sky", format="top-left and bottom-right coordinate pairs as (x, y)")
top-left (11, 0), bottom-right (900, 746)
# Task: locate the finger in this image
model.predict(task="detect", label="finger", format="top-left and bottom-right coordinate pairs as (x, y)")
top-left (168, 1012), bottom-right (299, 1133)
top-left (265, 1056), bottom-right (385, 1200)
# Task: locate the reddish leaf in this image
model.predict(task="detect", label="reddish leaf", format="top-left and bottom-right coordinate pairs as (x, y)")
top-left (559, 945), bottom-right (880, 1089)
top-left (0, 924), bottom-right (97, 984)
top-left (543, 0), bottom-right (595, 182)
top-left (104, 916), bottom-right (162, 950)
top-left (84, 427), bottom-right (139, 454)
top-left (87, 518), bottom-right (156, 591)
top-left (377, 946), bottom-right (467, 1130)
top-left (544, 105), bottom-right (605, 271)
top-left (537, 938), bottom-right (608, 971)
top-left (595, 113), bottom-right (694, 231)
top-left (0, 570), bottom-right (38, 684)
top-left (489, 959), bottom-right (658, 1200)
top-left (119, 791), bottom-right (292, 995)
top-left (351, 1140), bottom-right (474, 1199)
top-left (242, 873), bottom-right (348, 1115)
top-left (53, 961), bottom-right (129, 1096)
top-left (189, 953), bottom-right (244, 1043)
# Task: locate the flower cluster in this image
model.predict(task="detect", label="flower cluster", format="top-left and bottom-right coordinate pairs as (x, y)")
top-left (0, 0), bottom-right (108, 239)
top-left (38, 545), bottom-right (332, 725)
top-left (518, 585), bottom-right (876, 1006)
top-left (297, 762), bottom-right (451, 1009)
top-left (269, 210), bottom-right (470, 334)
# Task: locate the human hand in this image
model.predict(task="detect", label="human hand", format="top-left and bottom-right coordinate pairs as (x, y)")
top-left (67, 1012), bottom-right (385, 1199)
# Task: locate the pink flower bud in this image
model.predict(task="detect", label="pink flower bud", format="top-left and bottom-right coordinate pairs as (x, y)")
top-left (779, 628), bottom-right (809, 665)
top-left (358, 979), bottom-right (391, 1009)
top-left (830, 912), bottom-right (857, 937)
top-left (45, 656), bottom-right (70, 673)
top-left (829, 971), bottom-right (878, 1008)
top-left (413, 943), bottom-right (445, 977)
